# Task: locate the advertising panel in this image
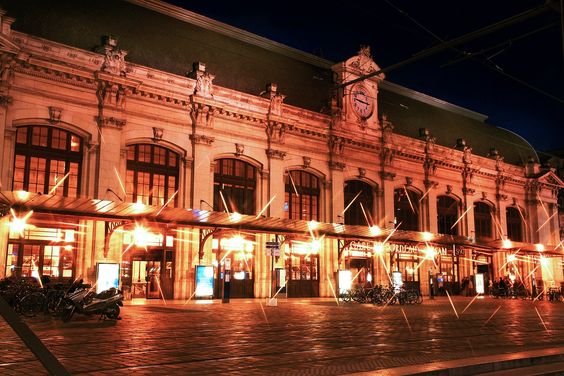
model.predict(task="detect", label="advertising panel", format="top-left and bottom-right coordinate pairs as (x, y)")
top-left (96, 263), bottom-right (120, 294)
top-left (475, 273), bottom-right (485, 295)
top-left (195, 265), bottom-right (214, 298)
top-left (338, 270), bottom-right (352, 295)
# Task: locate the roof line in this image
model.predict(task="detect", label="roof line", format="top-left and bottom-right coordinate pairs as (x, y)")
top-left (497, 126), bottom-right (539, 162)
top-left (126, 0), bottom-right (334, 69)
top-left (380, 80), bottom-right (489, 121)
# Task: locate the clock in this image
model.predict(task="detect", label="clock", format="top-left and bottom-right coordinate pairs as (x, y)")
top-left (350, 84), bottom-right (374, 119)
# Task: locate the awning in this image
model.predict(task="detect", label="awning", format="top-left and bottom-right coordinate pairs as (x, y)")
top-left (1, 190), bottom-right (562, 255)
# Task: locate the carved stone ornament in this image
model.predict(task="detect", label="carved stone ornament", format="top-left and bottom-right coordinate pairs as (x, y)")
top-left (380, 171), bottom-right (396, 181)
top-left (188, 62), bottom-right (215, 98)
top-left (97, 116), bottom-right (126, 129)
top-left (100, 36), bottom-right (128, 77)
top-left (266, 121), bottom-right (286, 144)
top-left (266, 148), bottom-right (286, 160)
top-left (48, 106), bottom-right (62, 123)
top-left (405, 177), bottom-right (413, 186)
top-left (235, 143), bottom-right (244, 156)
top-left (381, 114), bottom-right (394, 144)
top-left (462, 146), bottom-right (473, 165)
top-left (189, 134), bottom-right (214, 146)
top-left (190, 102), bottom-right (215, 128)
top-left (481, 191), bottom-right (488, 200)
top-left (329, 135), bottom-right (345, 155)
top-left (0, 94), bottom-right (13, 107)
top-left (98, 81), bottom-right (129, 110)
top-left (0, 55), bottom-right (16, 84)
top-left (446, 185), bottom-right (453, 194)
top-left (329, 161), bottom-right (346, 171)
top-left (348, 45), bottom-right (380, 75)
top-left (496, 194), bottom-right (508, 201)
top-left (462, 187), bottom-right (475, 196)
top-left (358, 168), bottom-right (366, 179)
top-left (382, 147), bottom-right (394, 166)
top-left (264, 83), bottom-right (286, 116)
top-left (302, 156), bottom-right (311, 168)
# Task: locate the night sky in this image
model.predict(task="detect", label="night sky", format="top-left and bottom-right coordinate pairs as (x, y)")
top-left (167, 0), bottom-right (564, 153)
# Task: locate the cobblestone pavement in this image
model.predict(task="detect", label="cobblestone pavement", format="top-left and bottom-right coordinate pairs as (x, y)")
top-left (1, 296), bottom-right (564, 375)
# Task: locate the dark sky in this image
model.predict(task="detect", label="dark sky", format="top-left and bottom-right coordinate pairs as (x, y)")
top-left (167, 0), bottom-right (564, 152)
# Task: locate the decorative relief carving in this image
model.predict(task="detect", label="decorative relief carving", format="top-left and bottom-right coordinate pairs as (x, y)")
top-left (235, 143), bottom-right (244, 156)
top-left (262, 83), bottom-right (285, 116)
top-left (462, 187), bottom-right (475, 196)
top-left (189, 134), bottom-right (214, 146)
top-left (358, 168), bottom-right (366, 179)
top-left (329, 135), bottom-right (345, 155)
top-left (496, 194), bottom-right (508, 201)
top-left (266, 121), bottom-right (286, 144)
top-left (266, 148), bottom-right (286, 160)
top-left (302, 156), bottom-right (311, 168)
top-left (97, 116), bottom-right (126, 128)
top-left (48, 106), bottom-right (62, 123)
top-left (380, 171), bottom-right (396, 181)
top-left (190, 102), bottom-right (215, 128)
top-left (348, 45), bottom-right (379, 74)
top-left (446, 185), bottom-right (453, 194)
top-left (405, 177), bottom-right (413, 186)
top-left (462, 146), bottom-right (473, 165)
top-left (99, 36), bottom-right (128, 77)
top-left (0, 95), bottom-right (12, 106)
top-left (188, 62), bottom-right (214, 98)
top-left (0, 55), bottom-right (16, 84)
top-left (98, 81), bottom-right (129, 110)
top-left (329, 161), bottom-right (345, 171)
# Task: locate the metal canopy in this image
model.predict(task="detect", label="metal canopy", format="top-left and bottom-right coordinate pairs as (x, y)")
top-left (1, 190), bottom-right (561, 255)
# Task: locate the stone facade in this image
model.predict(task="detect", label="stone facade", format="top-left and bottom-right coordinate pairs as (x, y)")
top-left (0, 2), bottom-right (562, 300)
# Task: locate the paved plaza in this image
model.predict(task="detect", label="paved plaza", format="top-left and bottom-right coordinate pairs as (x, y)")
top-left (1, 296), bottom-right (564, 375)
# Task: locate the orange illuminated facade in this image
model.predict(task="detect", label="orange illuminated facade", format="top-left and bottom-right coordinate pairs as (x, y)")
top-left (0, 1), bottom-right (562, 300)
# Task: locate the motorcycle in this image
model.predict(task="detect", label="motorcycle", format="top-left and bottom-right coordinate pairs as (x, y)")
top-left (61, 279), bottom-right (123, 322)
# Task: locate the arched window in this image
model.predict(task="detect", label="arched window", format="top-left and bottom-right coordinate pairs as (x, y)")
top-left (126, 144), bottom-right (179, 206)
top-left (474, 202), bottom-right (493, 239)
top-left (214, 158), bottom-right (256, 215)
top-left (344, 180), bottom-right (374, 226)
top-left (506, 207), bottom-right (523, 242)
top-left (284, 170), bottom-right (319, 221)
top-left (13, 126), bottom-right (83, 197)
top-left (394, 188), bottom-right (420, 231)
top-left (437, 196), bottom-right (459, 235)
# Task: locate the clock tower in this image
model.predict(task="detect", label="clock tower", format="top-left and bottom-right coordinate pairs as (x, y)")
top-left (332, 46), bottom-right (384, 132)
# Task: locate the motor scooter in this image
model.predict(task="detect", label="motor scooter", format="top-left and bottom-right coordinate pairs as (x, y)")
top-left (61, 280), bottom-right (123, 322)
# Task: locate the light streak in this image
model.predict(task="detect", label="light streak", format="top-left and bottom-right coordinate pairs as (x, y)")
top-left (156, 190), bottom-right (178, 216)
top-left (154, 273), bottom-right (167, 305)
top-left (403, 185), bottom-right (417, 214)
top-left (258, 301), bottom-right (270, 325)
top-left (269, 279), bottom-right (289, 302)
top-left (482, 305), bottom-right (501, 327)
top-left (536, 211), bottom-right (558, 232)
top-left (48, 172), bottom-right (71, 195)
top-left (219, 190), bottom-right (230, 214)
top-left (256, 195), bottom-right (276, 219)
top-left (342, 190), bottom-right (362, 216)
top-left (326, 274), bottom-right (339, 306)
top-left (114, 167), bottom-right (127, 197)
top-left (460, 294), bottom-right (480, 315)
top-left (450, 205), bottom-right (473, 230)
top-left (288, 171), bottom-right (299, 196)
top-left (182, 289), bottom-right (197, 305)
top-left (490, 212), bottom-right (505, 240)
top-left (534, 306), bottom-right (549, 333)
top-left (536, 193), bottom-right (549, 218)
top-left (445, 290), bottom-right (459, 319)
top-left (419, 185), bottom-right (432, 202)
top-left (401, 308), bottom-right (412, 333)
top-left (515, 205), bottom-right (530, 233)
top-left (360, 202), bottom-right (371, 226)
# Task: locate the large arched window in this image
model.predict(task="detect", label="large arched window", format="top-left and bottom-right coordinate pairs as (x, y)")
top-left (394, 188), bottom-right (420, 231)
top-left (437, 196), bottom-right (459, 235)
top-left (13, 126), bottom-right (83, 197)
top-left (284, 170), bottom-right (319, 221)
top-left (214, 158), bottom-right (256, 215)
top-left (474, 202), bottom-right (493, 239)
top-left (506, 207), bottom-right (524, 242)
top-left (344, 180), bottom-right (374, 226)
top-left (126, 144), bottom-right (179, 207)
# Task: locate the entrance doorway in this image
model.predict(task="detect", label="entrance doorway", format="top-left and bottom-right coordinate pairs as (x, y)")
top-left (122, 250), bottom-right (173, 299)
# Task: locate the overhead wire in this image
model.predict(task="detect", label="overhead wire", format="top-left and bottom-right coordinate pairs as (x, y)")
top-left (382, 0), bottom-right (564, 104)
top-left (337, 2), bottom-right (551, 89)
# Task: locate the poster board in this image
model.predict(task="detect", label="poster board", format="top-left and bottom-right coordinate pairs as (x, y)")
top-left (96, 263), bottom-right (120, 293)
top-left (195, 265), bottom-right (214, 298)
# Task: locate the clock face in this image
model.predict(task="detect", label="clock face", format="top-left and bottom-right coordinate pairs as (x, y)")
top-left (351, 85), bottom-right (374, 119)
